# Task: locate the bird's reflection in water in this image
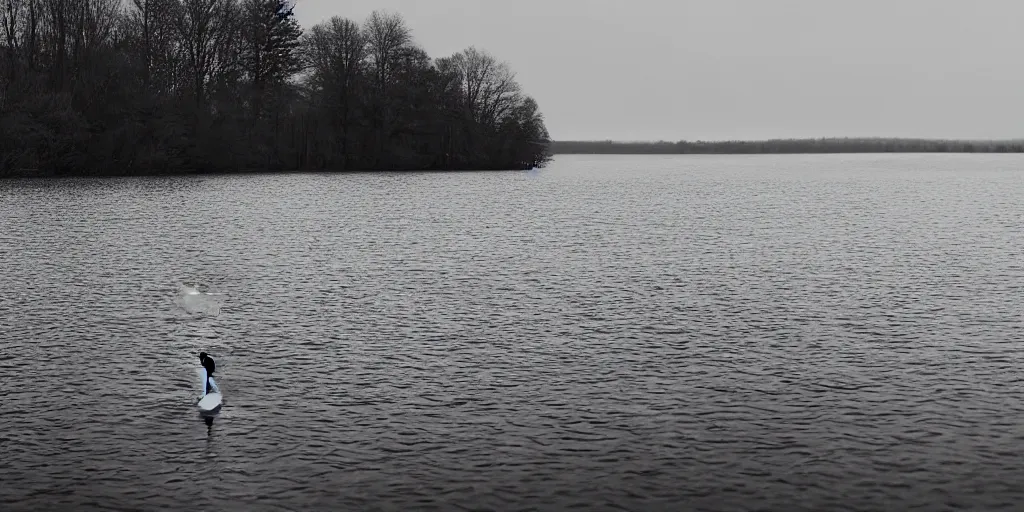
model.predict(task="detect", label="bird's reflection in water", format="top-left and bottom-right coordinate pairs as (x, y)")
top-left (200, 411), bottom-right (218, 435)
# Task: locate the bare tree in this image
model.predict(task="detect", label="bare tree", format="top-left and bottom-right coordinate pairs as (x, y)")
top-left (1, 0), bottom-right (22, 73)
top-left (124, 0), bottom-right (180, 94)
top-left (39, 0), bottom-right (70, 86)
top-left (22, 0), bottom-right (39, 71)
top-left (0, 0), bottom-right (40, 101)
top-left (363, 9), bottom-right (409, 93)
top-left (304, 16), bottom-right (364, 93)
top-left (72, 0), bottom-right (119, 63)
top-left (173, 0), bottom-right (237, 107)
top-left (304, 15), bottom-right (365, 168)
top-left (443, 46), bottom-right (521, 127)
top-left (128, 0), bottom-right (155, 85)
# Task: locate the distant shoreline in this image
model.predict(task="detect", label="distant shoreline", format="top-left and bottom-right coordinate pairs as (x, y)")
top-left (0, 167), bottom-right (533, 179)
top-left (550, 138), bottom-right (1024, 155)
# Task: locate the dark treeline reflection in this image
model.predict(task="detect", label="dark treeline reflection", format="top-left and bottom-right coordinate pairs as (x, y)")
top-left (552, 138), bottom-right (1024, 155)
top-left (0, 1), bottom-right (551, 177)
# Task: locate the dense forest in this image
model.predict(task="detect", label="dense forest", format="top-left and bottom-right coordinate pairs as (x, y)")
top-left (552, 138), bottom-right (1024, 155)
top-left (0, 0), bottom-right (552, 177)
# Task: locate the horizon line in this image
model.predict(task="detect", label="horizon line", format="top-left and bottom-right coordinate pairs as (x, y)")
top-left (552, 136), bottom-right (1024, 143)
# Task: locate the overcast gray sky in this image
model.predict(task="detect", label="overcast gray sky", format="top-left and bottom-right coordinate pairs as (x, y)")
top-left (293, 0), bottom-right (1024, 142)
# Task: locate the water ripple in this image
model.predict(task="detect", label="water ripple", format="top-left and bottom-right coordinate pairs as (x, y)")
top-left (1, 154), bottom-right (1023, 511)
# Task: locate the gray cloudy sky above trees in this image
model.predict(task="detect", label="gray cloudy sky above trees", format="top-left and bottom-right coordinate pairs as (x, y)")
top-left (295, 0), bottom-right (1024, 141)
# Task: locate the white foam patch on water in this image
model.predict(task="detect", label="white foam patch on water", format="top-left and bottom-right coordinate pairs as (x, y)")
top-left (173, 283), bottom-right (222, 317)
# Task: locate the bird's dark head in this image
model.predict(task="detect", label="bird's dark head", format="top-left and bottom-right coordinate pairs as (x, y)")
top-left (199, 352), bottom-right (207, 362)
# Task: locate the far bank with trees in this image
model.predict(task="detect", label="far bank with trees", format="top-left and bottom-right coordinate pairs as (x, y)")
top-left (0, 1), bottom-right (552, 177)
top-left (550, 138), bottom-right (1024, 155)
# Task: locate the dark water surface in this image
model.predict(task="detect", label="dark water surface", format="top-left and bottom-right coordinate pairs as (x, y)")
top-left (1, 154), bottom-right (1023, 511)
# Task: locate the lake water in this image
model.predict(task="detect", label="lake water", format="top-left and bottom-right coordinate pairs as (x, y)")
top-left (1, 154), bottom-right (1022, 511)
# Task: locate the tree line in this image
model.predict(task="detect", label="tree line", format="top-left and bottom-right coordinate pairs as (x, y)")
top-left (0, 1), bottom-right (552, 177)
top-left (551, 138), bottom-right (1024, 155)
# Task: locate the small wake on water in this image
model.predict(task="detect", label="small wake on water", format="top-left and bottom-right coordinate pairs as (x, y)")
top-left (173, 282), bottom-right (223, 317)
